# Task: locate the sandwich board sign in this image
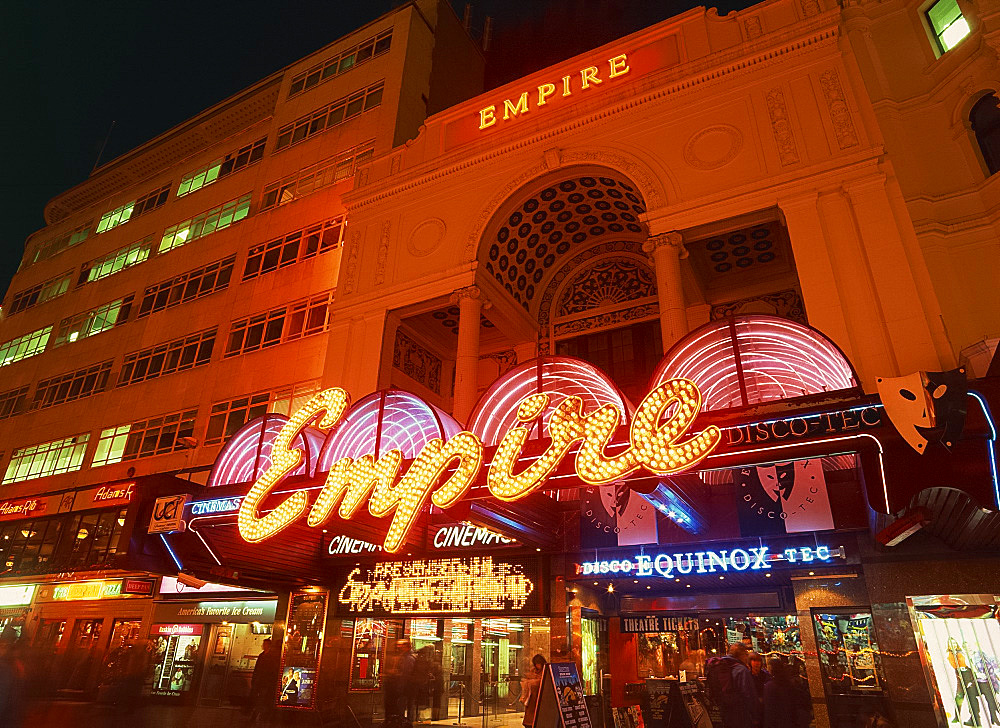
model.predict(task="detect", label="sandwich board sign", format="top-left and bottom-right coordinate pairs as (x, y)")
top-left (533, 662), bottom-right (593, 728)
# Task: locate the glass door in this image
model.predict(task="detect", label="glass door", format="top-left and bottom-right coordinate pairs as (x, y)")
top-left (199, 623), bottom-right (233, 705)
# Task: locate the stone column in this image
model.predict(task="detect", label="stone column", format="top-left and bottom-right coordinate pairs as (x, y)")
top-left (643, 232), bottom-right (688, 352)
top-left (451, 285), bottom-right (488, 424)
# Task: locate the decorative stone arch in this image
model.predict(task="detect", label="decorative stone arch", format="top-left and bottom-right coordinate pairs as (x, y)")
top-left (464, 145), bottom-right (669, 262)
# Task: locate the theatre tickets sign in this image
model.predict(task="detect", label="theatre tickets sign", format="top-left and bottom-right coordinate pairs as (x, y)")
top-left (237, 379), bottom-right (721, 552)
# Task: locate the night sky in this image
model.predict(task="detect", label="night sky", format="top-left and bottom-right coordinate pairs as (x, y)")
top-left (1, 0), bottom-right (753, 301)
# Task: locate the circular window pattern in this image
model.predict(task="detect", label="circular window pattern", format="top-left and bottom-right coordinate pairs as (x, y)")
top-left (710, 251), bottom-right (728, 263)
top-left (753, 240), bottom-right (772, 251)
top-left (485, 174), bottom-right (647, 306)
top-left (736, 257), bottom-right (753, 267)
top-left (728, 233), bottom-right (746, 245)
top-left (706, 239), bottom-right (725, 251)
top-left (715, 262), bottom-right (732, 273)
top-left (758, 252), bottom-right (776, 263)
top-left (732, 245), bottom-right (750, 256)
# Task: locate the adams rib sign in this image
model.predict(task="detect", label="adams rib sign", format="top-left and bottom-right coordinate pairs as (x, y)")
top-left (237, 379), bottom-right (721, 552)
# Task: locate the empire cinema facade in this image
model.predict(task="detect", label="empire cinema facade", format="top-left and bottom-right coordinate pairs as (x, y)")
top-left (3, 0), bottom-right (1000, 726)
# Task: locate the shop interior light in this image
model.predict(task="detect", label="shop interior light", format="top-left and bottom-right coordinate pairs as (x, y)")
top-left (452, 638), bottom-right (473, 644)
top-left (76, 528), bottom-right (89, 539)
top-left (117, 517), bottom-right (126, 527)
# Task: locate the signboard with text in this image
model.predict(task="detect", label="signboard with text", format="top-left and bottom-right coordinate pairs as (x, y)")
top-left (534, 663), bottom-right (593, 728)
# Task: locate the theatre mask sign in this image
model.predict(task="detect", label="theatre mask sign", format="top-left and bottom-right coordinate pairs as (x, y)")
top-left (236, 379), bottom-right (720, 552)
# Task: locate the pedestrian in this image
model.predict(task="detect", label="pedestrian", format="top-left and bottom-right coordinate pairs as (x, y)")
top-left (748, 651), bottom-right (771, 718)
top-left (0, 629), bottom-right (25, 728)
top-left (762, 657), bottom-right (812, 728)
top-left (385, 638), bottom-right (417, 726)
top-left (706, 643), bottom-right (758, 728)
top-left (250, 637), bottom-right (281, 724)
top-left (521, 654), bottom-right (547, 728)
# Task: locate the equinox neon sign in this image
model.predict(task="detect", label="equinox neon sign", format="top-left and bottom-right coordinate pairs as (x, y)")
top-left (576, 545), bottom-right (837, 578)
top-left (237, 379), bottom-right (721, 552)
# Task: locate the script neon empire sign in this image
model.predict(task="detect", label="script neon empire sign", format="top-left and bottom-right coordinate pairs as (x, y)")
top-left (237, 379), bottom-right (721, 552)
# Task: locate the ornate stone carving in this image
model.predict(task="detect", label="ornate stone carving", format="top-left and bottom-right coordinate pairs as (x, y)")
top-left (643, 231), bottom-right (688, 259)
top-left (343, 229), bottom-right (362, 294)
top-left (766, 88), bottom-right (800, 166)
top-left (820, 70), bottom-right (859, 150)
top-left (557, 259), bottom-right (657, 316)
top-left (374, 220), bottom-right (391, 286)
top-left (710, 289), bottom-right (807, 324)
top-left (407, 218), bottom-right (446, 258)
top-left (393, 329), bottom-right (442, 394)
top-left (683, 125), bottom-right (744, 170)
top-left (560, 149), bottom-right (664, 210)
top-left (481, 349), bottom-right (518, 376)
top-left (800, 0), bottom-right (820, 16)
top-left (744, 16), bottom-right (763, 39)
top-left (553, 303), bottom-right (659, 338)
top-left (537, 241), bottom-right (646, 328)
top-left (450, 285), bottom-right (488, 307)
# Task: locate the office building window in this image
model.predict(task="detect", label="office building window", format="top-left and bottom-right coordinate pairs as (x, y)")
top-left (0, 386), bottom-right (29, 420)
top-left (132, 183), bottom-right (171, 217)
top-left (224, 291), bottom-right (333, 357)
top-left (261, 143), bottom-right (374, 210)
top-left (159, 194), bottom-right (251, 254)
top-left (92, 408), bottom-right (197, 466)
top-left (0, 326), bottom-right (52, 367)
top-left (275, 81), bottom-right (384, 151)
top-left (2, 433), bottom-right (90, 484)
top-left (205, 393), bottom-right (271, 444)
top-left (33, 360), bottom-right (113, 410)
top-left (78, 236), bottom-right (155, 285)
top-left (95, 201), bottom-right (134, 234)
top-left (243, 218), bottom-right (344, 281)
top-left (288, 29), bottom-right (392, 97)
top-left (27, 223), bottom-right (91, 267)
top-left (52, 296), bottom-right (133, 347)
top-left (117, 328), bottom-right (216, 387)
top-left (928, 0), bottom-right (970, 52)
top-left (137, 256), bottom-right (235, 318)
top-left (177, 137), bottom-right (266, 197)
top-left (7, 271), bottom-right (73, 315)
top-left (204, 381), bottom-right (321, 445)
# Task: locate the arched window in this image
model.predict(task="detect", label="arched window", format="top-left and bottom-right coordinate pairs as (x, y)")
top-left (970, 93), bottom-right (1000, 175)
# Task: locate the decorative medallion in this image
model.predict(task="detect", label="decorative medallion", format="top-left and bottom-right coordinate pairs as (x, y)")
top-left (407, 218), bottom-right (447, 258)
top-left (683, 125), bottom-right (744, 170)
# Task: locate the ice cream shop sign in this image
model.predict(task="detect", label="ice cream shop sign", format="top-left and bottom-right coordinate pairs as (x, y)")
top-left (235, 379), bottom-right (721, 552)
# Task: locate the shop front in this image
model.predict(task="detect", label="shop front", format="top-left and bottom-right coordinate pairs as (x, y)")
top-left (323, 551), bottom-right (554, 725)
top-left (148, 578), bottom-right (279, 706)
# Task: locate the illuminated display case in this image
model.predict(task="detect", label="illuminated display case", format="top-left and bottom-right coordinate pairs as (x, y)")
top-left (150, 625), bottom-right (204, 696)
top-left (349, 618), bottom-right (387, 692)
top-left (279, 589), bottom-right (329, 709)
top-left (910, 596), bottom-right (1000, 727)
top-left (812, 612), bottom-right (885, 694)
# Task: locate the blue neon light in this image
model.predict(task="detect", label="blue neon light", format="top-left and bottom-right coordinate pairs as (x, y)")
top-left (159, 533), bottom-right (183, 571)
top-left (968, 391), bottom-right (999, 508)
top-left (643, 482), bottom-right (705, 534)
top-left (190, 497), bottom-right (243, 516)
top-left (577, 544), bottom-right (834, 578)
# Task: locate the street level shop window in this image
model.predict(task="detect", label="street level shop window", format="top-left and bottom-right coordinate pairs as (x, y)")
top-left (927, 0), bottom-right (970, 52)
top-left (971, 93), bottom-right (1000, 175)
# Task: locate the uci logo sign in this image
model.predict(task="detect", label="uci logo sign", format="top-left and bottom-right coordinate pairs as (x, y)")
top-left (149, 494), bottom-right (190, 534)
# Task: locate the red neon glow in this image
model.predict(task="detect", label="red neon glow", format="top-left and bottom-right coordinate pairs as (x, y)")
top-left (206, 415), bottom-right (324, 487)
top-left (651, 316), bottom-right (857, 411)
top-left (466, 356), bottom-right (632, 445)
top-left (317, 390), bottom-right (462, 469)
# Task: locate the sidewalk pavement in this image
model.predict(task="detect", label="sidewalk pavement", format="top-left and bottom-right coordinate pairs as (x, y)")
top-left (21, 700), bottom-right (293, 728)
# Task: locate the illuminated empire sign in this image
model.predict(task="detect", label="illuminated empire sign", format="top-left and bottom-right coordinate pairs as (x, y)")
top-left (576, 545), bottom-right (839, 579)
top-left (338, 556), bottom-right (536, 614)
top-left (478, 53), bottom-right (630, 130)
top-left (237, 379), bottom-right (720, 552)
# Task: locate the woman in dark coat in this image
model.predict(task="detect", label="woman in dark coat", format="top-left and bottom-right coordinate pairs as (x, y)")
top-left (762, 657), bottom-right (812, 728)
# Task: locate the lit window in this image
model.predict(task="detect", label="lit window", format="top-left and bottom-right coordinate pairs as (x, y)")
top-left (28, 222), bottom-right (91, 267)
top-left (928, 0), bottom-right (970, 52)
top-left (0, 326), bottom-right (52, 367)
top-left (159, 194), bottom-right (251, 253)
top-left (95, 201), bottom-right (136, 234)
top-left (78, 236), bottom-right (155, 285)
top-left (52, 296), bottom-right (133, 347)
top-left (2, 434), bottom-right (90, 484)
top-left (177, 138), bottom-right (265, 197)
top-left (92, 408), bottom-right (198, 466)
